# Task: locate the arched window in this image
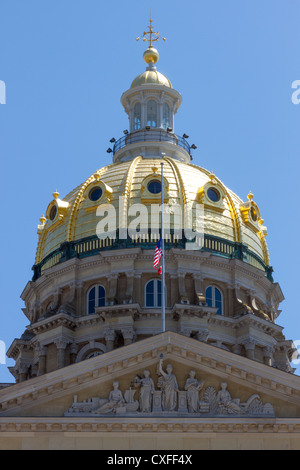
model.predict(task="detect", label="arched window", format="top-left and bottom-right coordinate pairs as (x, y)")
top-left (87, 285), bottom-right (106, 314)
top-left (134, 102), bottom-right (141, 130)
top-left (86, 351), bottom-right (103, 360)
top-left (162, 103), bottom-right (170, 129)
top-left (147, 100), bottom-right (158, 127)
top-left (145, 279), bottom-right (163, 307)
top-left (205, 286), bottom-right (223, 315)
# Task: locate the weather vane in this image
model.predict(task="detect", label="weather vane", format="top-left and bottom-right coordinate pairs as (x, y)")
top-left (136, 15), bottom-right (166, 47)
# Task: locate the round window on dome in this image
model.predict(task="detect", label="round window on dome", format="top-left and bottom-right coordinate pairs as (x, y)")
top-left (147, 180), bottom-right (162, 194)
top-left (207, 187), bottom-right (220, 202)
top-left (49, 205), bottom-right (57, 221)
top-left (89, 187), bottom-right (103, 202)
top-left (250, 207), bottom-right (257, 222)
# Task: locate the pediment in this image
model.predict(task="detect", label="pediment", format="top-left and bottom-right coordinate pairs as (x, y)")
top-left (1, 332), bottom-right (300, 421)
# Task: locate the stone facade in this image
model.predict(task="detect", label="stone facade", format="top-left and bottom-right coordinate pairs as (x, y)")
top-left (1, 27), bottom-right (300, 450)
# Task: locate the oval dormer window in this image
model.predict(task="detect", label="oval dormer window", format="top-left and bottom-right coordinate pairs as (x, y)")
top-left (49, 205), bottom-right (57, 221)
top-left (89, 187), bottom-right (103, 202)
top-left (147, 180), bottom-right (161, 194)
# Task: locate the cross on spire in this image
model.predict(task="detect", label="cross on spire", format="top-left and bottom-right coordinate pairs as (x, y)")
top-left (136, 15), bottom-right (166, 47)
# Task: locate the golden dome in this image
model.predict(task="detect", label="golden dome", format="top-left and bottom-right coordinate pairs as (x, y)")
top-left (131, 70), bottom-right (172, 89)
top-left (34, 157), bottom-right (271, 279)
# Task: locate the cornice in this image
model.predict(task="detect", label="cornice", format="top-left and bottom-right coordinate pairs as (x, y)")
top-left (0, 416), bottom-right (300, 434)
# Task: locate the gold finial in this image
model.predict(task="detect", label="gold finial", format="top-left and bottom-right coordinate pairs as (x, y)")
top-left (40, 214), bottom-right (46, 225)
top-left (247, 191), bottom-right (254, 201)
top-left (152, 166), bottom-right (158, 174)
top-left (136, 15), bottom-right (166, 65)
top-left (53, 189), bottom-right (59, 199)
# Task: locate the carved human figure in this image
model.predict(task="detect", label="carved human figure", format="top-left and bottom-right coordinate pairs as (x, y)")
top-left (216, 382), bottom-right (244, 414)
top-left (93, 381), bottom-right (124, 414)
top-left (184, 370), bottom-right (204, 413)
top-left (135, 370), bottom-right (155, 412)
top-left (158, 358), bottom-right (178, 411)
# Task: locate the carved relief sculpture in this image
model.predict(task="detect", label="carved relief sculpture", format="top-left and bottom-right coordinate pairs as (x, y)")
top-left (134, 370), bottom-right (155, 412)
top-left (65, 359), bottom-right (275, 417)
top-left (184, 370), bottom-right (204, 413)
top-left (157, 356), bottom-right (178, 411)
top-left (92, 381), bottom-right (124, 414)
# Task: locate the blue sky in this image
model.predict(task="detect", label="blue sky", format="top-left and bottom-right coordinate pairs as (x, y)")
top-left (0, 0), bottom-right (300, 382)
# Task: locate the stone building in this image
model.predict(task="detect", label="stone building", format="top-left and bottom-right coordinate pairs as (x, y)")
top-left (1, 21), bottom-right (300, 450)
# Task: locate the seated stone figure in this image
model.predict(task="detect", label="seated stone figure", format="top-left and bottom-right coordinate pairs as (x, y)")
top-left (93, 381), bottom-right (124, 414)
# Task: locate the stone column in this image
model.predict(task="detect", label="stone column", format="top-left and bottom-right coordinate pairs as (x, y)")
top-left (133, 273), bottom-right (142, 305)
top-left (69, 343), bottom-right (79, 364)
top-left (55, 339), bottom-right (68, 369)
top-left (76, 281), bottom-right (84, 315)
top-left (243, 339), bottom-right (256, 360)
top-left (107, 274), bottom-right (118, 305)
top-left (104, 328), bottom-right (115, 352)
top-left (121, 327), bottom-right (135, 346)
top-left (50, 287), bottom-right (62, 311)
top-left (18, 364), bottom-right (29, 382)
top-left (226, 283), bottom-right (234, 317)
top-left (124, 271), bottom-right (134, 304)
top-left (36, 345), bottom-right (47, 376)
top-left (263, 346), bottom-right (273, 366)
top-left (192, 273), bottom-right (205, 305)
top-left (178, 271), bottom-right (189, 304)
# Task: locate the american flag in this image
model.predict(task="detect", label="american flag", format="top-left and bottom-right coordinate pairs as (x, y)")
top-left (153, 238), bottom-right (162, 273)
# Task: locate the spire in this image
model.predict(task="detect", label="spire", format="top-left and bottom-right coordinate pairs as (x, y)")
top-left (136, 15), bottom-right (166, 69)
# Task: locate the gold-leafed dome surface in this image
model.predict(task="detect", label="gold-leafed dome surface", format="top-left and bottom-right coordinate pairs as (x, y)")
top-left (35, 157), bottom-right (271, 280)
top-left (131, 70), bottom-right (172, 89)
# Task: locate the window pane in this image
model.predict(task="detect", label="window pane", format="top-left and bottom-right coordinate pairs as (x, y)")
top-left (147, 180), bottom-right (161, 194)
top-left (157, 279), bottom-right (162, 307)
top-left (146, 280), bottom-right (154, 307)
top-left (215, 288), bottom-right (222, 302)
top-left (147, 100), bottom-right (157, 127)
top-left (98, 286), bottom-right (105, 307)
top-left (162, 103), bottom-right (170, 129)
top-left (215, 300), bottom-right (222, 315)
top-left (134, 103), bottom-right (141, 130)
top-left (206, 286), bottom-right (212, 307)
top-left (88, 287), bottom-right (96, 314)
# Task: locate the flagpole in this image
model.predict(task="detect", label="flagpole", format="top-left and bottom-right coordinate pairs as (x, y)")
top-left (161, 162), bottom-right (165, 332)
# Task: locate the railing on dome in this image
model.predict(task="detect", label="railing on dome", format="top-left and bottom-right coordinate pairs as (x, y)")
top-left (113, 129), bottom-right (190, 155)
top-left (32, 232), bottom-right (274, 282)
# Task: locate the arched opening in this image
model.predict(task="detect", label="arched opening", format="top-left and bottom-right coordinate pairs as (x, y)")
top-left (87, 285), bottom-right (106, 314)
top-left (134, 102), bottom-right (141, 130)
top-left (162, 102), bottom-right (170, 129)
top-left (205, 286), bottom-right (223, 315)
top-left (145, 279), bottom-right (165, 307)
top-left (147, 100), bottom-right (158, 127)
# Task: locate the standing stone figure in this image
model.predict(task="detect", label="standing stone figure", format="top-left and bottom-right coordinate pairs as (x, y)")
top-left (184, 370), bottom-right (204, 413)
top-left (135, 370), bottom-right (155, 412)
top-left (158, 358), bottom-right (178, 411)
